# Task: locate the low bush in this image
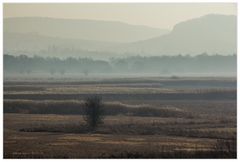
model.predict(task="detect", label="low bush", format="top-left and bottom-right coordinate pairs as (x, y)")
top-left (4, 100), bottom-right (193, 118)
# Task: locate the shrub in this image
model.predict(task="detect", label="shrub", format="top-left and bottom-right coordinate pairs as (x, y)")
top-left (83, 96), bottom-right (104, 130)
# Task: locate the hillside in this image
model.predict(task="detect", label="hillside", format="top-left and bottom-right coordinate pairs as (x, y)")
top-left (4, 14), bottom-right (236, 58)
top-left (4, 17), bottom-right (169, 43)
top-left (117, 14), bottom-right (236, 55)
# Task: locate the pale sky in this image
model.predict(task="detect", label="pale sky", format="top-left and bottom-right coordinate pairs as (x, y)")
top-left (3, 3), bottom-right (237, 29)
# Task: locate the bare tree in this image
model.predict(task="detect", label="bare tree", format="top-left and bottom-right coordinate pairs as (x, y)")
top-left (83, 96), bottom-right (104, 130)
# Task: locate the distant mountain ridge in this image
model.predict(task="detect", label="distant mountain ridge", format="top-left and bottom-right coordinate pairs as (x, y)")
top-left (4, 14), bottom-right (237, 58)
top-left (117, 14), bottom-right (236, 55)
top-left (4, 32), bottom-right (120, 55)
top-left (4, 17), bottom-right (169, 43)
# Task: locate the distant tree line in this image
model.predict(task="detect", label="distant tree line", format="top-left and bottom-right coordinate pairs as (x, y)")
top-left (4, 53), bottom-right (236, 75)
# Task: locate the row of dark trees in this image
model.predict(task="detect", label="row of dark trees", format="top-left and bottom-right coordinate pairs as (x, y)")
top-left (4, 54), bottom-right (236, 75)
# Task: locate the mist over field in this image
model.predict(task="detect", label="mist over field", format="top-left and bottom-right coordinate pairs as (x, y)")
top-left (3, 3), bottom-right (237, 159)
top-left (3, 54), bottom-right (237, 79)
top-left (3, 14), bottom-right (237, 78)
top-left (4, 14), bottom-right (236, 59)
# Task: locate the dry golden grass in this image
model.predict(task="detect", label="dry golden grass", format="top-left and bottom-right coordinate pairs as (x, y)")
top-left (3, 78), bottom-right (237, 158)
top-left (4, 113), bottom-right (236, 158)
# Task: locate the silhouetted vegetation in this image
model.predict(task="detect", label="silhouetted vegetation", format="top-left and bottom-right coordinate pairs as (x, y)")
top-left (4, 54), bottom-right (236, 75)
top-left (83, 96), bottom-right (104, 130)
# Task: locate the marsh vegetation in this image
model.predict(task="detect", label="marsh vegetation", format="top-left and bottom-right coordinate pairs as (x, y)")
top-left (4, 77), bottom-right (236, 158)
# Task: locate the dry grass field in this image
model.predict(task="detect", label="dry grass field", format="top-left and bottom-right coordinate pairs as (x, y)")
top-left (3, 77), bottom-right (237, 158)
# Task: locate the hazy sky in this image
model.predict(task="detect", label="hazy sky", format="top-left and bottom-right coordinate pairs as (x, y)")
top-left (4, 3), bottom-right (237, 29)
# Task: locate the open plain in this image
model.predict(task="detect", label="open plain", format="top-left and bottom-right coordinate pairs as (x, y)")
top-left (4, 77), bottom-right (237, 158)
